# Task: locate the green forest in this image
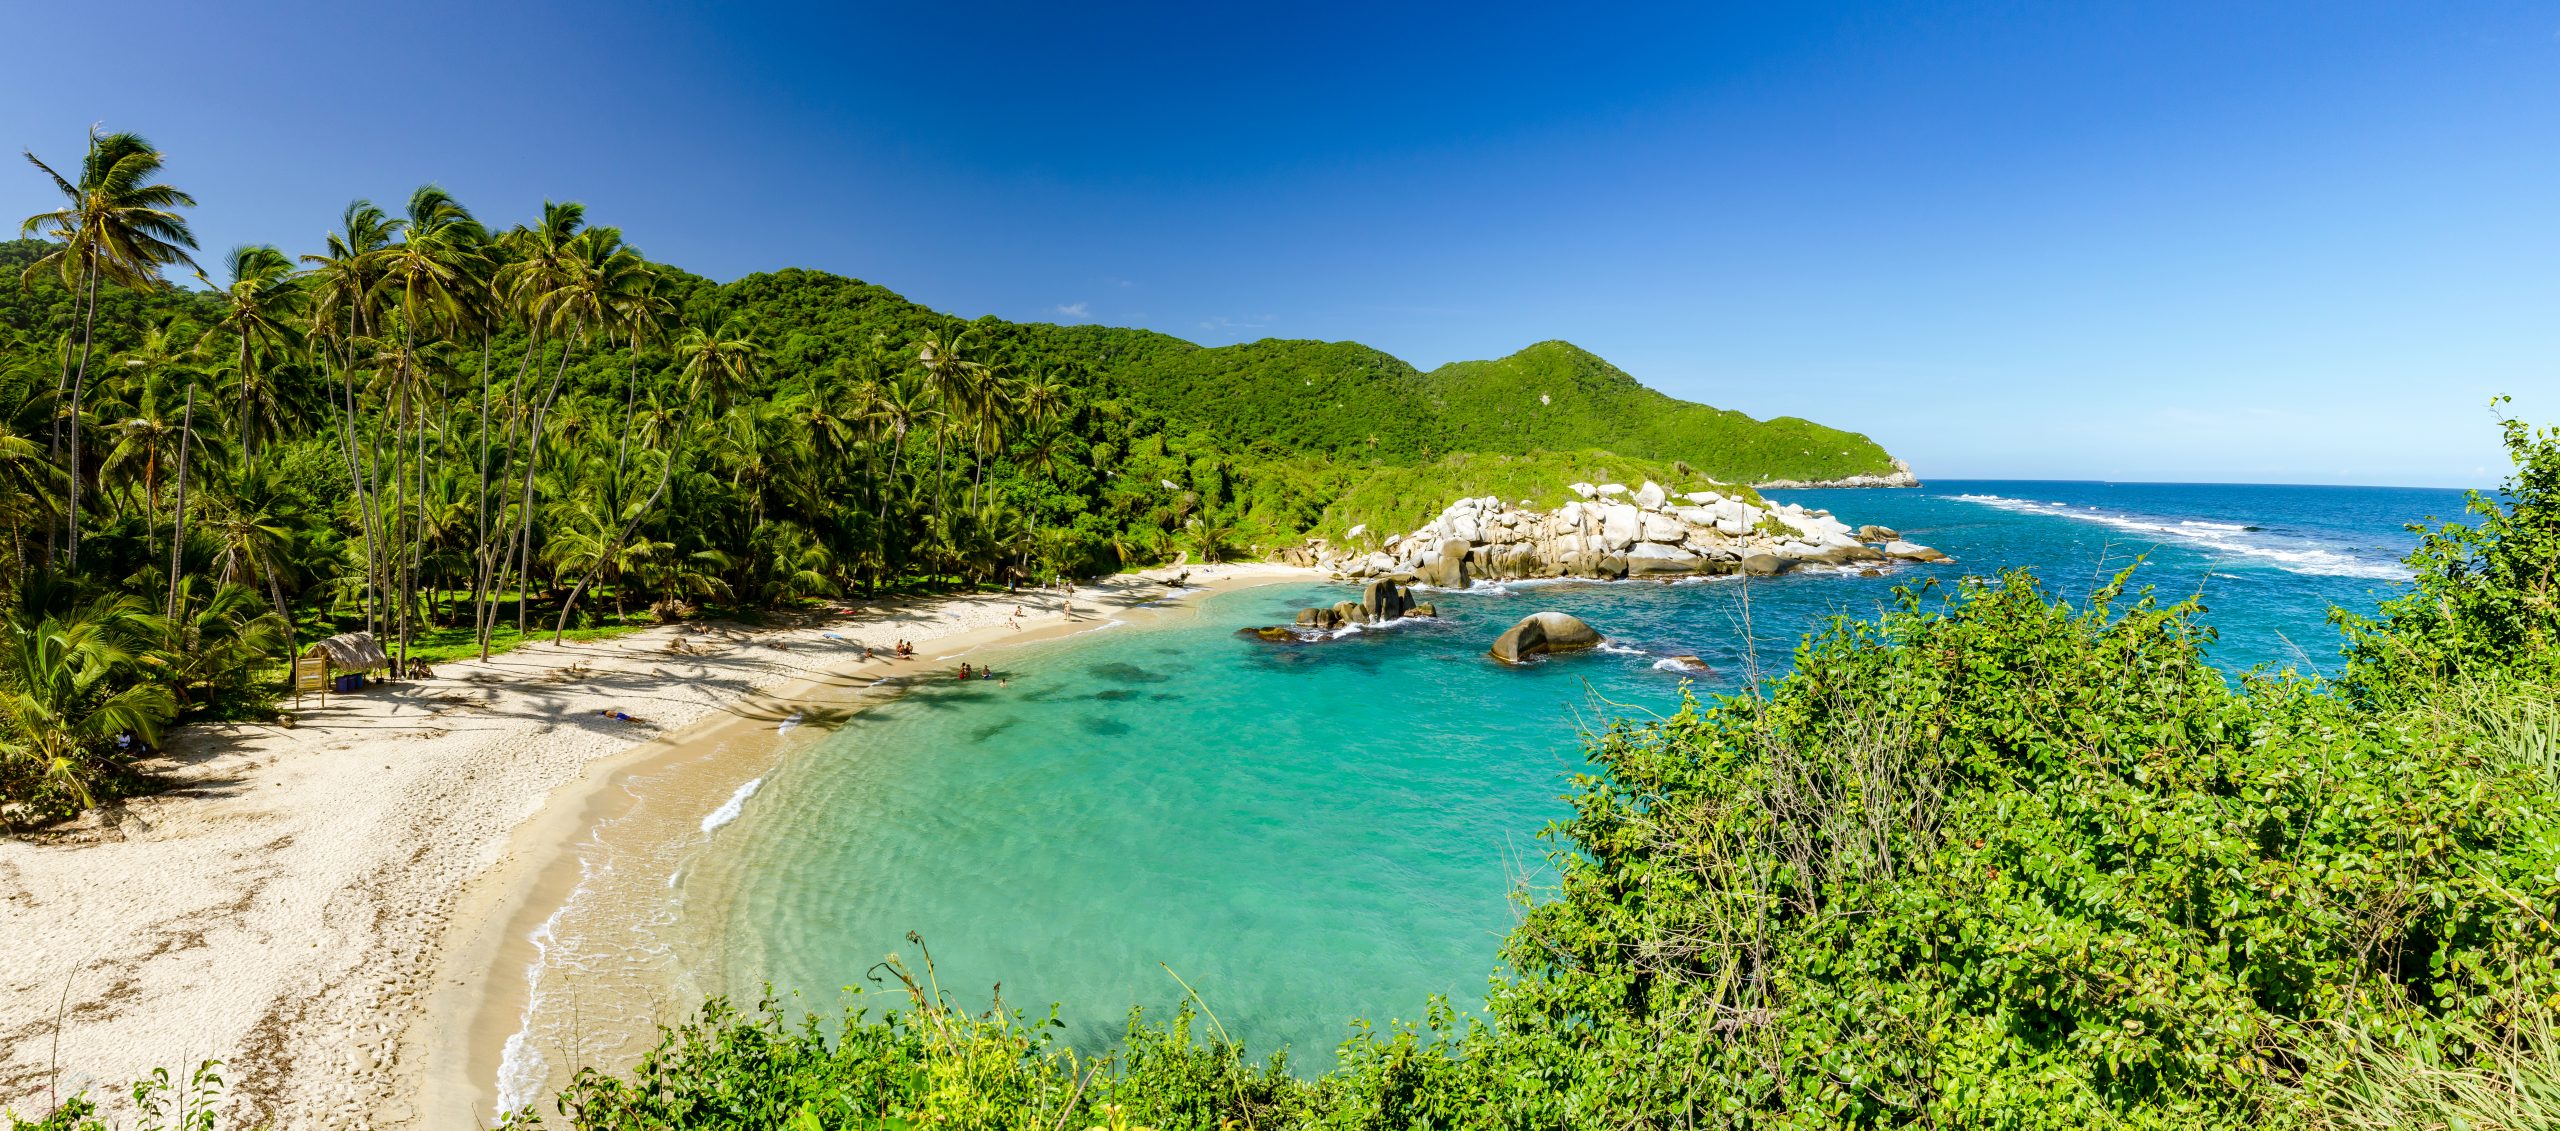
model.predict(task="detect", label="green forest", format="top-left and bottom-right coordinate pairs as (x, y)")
top-left (0, 130), bottom-right (1893, 825)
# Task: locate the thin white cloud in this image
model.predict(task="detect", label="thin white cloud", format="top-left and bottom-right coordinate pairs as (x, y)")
top-left (1054, 301), bottom-right (1089, 320)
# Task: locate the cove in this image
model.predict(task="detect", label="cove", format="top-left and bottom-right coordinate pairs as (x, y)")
top-left (661, 481), bottom-right (2456, 1062)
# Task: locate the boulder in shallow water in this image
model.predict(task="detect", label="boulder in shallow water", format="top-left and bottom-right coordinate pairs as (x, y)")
top-left (1240, 626), bottom-right (1298, 642)
top-left (1741, 553), bottom-right (1793, 576)
top-left (1409, 602), bottom-right (1437, 618)
top-left (1490, 611), bottom-right (1604, 664)
top-left (1855, 524), bottom-right (1900, 542)
top-left (1361, 577), bottom-right (1413, 620)
top-left (1333, 600), bottom-right (1370, 625)
top-left (1884, 540), bottom-right (1949, 562)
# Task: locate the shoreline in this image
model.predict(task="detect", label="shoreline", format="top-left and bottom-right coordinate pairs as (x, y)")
top-left (408, 564), bottom-right (1309, 1126)
top-left (0, 563), bottom-right (1318, 1128)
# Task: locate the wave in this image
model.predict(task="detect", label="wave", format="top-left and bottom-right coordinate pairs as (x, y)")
top-left (1594, 642), bottom-right (1647, 657)
top-left (776, 711), bottom-right (804, 736)
top-left (700, 777), bottom-right (764, 833)
top-left (1950, 494), bottom-right (2409, 580)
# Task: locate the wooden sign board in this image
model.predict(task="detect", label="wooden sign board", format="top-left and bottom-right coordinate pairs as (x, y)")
top-left (292, 656), bottom-right (330, 694)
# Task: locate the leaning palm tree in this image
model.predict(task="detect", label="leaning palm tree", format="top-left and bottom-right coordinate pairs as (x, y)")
top-left (299, 200), bottom-right (399, 633)
top-left (18, 129), bottom-right (199, 569)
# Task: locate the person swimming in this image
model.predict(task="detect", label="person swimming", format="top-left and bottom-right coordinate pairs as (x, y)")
top-left (958, 662), bottom-right (973, 679)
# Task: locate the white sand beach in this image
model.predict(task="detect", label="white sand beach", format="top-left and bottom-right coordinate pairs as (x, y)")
top-left (0, 563), bottom-right (1313, 1128)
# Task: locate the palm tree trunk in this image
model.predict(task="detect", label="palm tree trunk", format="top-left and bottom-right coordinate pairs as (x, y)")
top-left (508, 339), bottom-right (578, 641)
top-left (475, 330), bottom-right (542, 657)
top-left (65, 267), bottom-right (100, 570)
top-left (613, 329), bottom-right (640, 478)
top-left (165, 384), bottom-right (194, 621)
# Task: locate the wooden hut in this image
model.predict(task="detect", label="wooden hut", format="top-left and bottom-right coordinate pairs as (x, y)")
top-left (305, 632), bottom-right (388, 672)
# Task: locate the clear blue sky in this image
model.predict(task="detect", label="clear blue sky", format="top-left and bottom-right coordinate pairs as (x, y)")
top-left (7, 2), bottom-right (2556, 486)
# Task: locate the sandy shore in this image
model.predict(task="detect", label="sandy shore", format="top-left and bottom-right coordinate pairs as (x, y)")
top-left (0, 562), bottom-right (1316, 1128)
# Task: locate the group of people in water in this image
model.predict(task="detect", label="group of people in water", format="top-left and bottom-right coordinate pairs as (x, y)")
top-left (956, 662), bottom-right (1006, 687)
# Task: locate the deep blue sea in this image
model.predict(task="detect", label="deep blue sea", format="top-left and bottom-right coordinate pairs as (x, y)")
top-left (668, 480), bottom-right (2469, 1066)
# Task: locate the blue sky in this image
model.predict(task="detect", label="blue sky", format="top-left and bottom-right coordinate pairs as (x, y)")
top-left (6, 1), bottom-right (2556, 486)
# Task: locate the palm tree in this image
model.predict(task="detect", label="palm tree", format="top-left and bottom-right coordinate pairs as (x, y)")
top-left (365, 186), bottom-right (488, 671)
top-left (0, 423), bottom-right (65, 581)
top-left (196, 245), bottom-right (306, 465)
top-left (912, 326), bottom-right (989, 512)
top-left (609, 272), bottom-right (676, 477)
top-left (476, 201), bottom-right (586, 657)
top-left (675, 318), bottom-right (762, 420)
top-left (300, 201), bottom-right (399, 632)
top-left (18, 129), bottom-right (199, 569)
top-left (0, 593), bottom-right (175, 814)
top-left (500, 225), bottom-right (646, 641)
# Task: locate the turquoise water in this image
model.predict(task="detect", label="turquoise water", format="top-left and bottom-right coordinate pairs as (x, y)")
top-left (678, 481), bottom-right (2470, 1063)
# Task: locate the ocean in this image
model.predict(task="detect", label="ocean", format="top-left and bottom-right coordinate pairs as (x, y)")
top-left (496, 479), bottom-right (2473, 1103)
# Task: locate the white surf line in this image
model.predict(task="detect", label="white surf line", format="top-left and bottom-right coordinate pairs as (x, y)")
top-left (1949, 493), bottom-right (2409, 580)
top-left (494, 855), bottom-right (598, 1113)
top-left (699, 777), bottom-right (764, 833)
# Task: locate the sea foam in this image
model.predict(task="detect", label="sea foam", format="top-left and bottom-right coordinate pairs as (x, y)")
top-left (700, 777), bottom-right (764, 833)
top-left (1951, 494), bottom-right (2409, 580)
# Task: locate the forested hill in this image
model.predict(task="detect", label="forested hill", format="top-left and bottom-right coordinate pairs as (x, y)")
top-left (700, 267), bottom-right (1900, 482)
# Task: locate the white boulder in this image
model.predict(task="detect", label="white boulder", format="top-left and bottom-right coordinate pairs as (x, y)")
top-left (1598, 503), bottom-right (1642, 550)
top-left (1633, 480), bottom-right (1668, 510)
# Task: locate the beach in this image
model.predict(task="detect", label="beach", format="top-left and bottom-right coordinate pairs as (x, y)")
top-left (0, 562), bottom-right (1313, 1128)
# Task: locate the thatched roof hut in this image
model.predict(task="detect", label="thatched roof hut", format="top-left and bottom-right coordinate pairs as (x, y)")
top-left (304, 632), bottom-right (388, 672)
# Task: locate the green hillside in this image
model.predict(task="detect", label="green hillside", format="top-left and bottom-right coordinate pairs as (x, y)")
top-left (692, 271), bottom-right (1901, 481)
top-left (1422, 340), bottom-right (1895, 482)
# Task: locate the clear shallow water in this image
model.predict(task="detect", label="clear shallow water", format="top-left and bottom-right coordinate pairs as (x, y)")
top-left (664, 480), bottom-right (2469, 1067)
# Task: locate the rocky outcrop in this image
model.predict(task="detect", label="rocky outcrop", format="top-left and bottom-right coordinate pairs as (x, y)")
top-left (1489, 611), bottom-right (1603, 664)
top-left (1261, 578), bottom-right (1435, 638)
top-left (1754, 458), bottom-right (1921, 490)
top-left (1312, 479), bottom-right (1946, 585)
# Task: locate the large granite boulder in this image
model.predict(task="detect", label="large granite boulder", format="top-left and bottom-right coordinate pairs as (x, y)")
top-left (1633, 480), bottom-right (1668, 509)
top-left (1741, 553), bottom-right (1793, 576)
top-left (1856, 524), bottom-right (1901, 542)
top-left (1625, 542), bottom-right (1703, 576)
top-left (1598, 503), bottom-right (1642, 550)
top-left (1333, 599), bottom-right (1370, 625)
top-left (1416, 538), bottom-right (1473, 588)
top-left (1489, 611), bottom-right (1604, 664)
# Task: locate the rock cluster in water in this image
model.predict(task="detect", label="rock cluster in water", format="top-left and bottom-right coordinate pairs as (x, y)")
top-left (1307, 479), bottom-right (1947, 584)
top-left (1240, 577), bottom-right (1437, 642)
